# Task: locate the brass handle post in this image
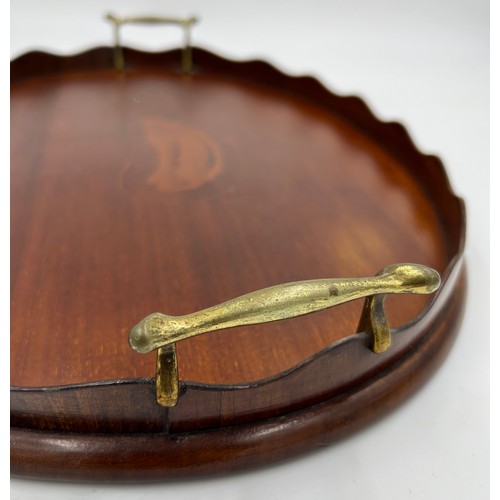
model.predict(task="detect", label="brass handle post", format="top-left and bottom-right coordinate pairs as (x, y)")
top-left (105, 13), bottom-right (199, 73)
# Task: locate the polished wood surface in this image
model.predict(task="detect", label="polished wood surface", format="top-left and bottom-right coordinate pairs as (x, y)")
top-left (11, 49), bottom-right (450, 388)
top-left (11, 48), bottom-right (466, 480)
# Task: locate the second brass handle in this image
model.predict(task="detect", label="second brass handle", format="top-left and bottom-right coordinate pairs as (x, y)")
top-left (105, 12), bottom-right (199, 73)
top-left (129, 263), bottom-right (440, 355)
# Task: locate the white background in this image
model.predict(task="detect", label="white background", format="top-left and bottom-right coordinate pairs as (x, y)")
top-left (8, 1), bottom-right (490, 499)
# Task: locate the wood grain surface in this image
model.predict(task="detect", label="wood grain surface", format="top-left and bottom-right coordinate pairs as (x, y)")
top-left (11, 48), bottom-right (454, 388)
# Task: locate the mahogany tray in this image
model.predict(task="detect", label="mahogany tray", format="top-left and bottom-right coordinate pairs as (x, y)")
top-left (10, 45), bottom-right (466, 481)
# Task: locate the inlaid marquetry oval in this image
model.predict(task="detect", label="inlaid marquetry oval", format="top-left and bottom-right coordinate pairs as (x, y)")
top-left (143, 118), bottom-right (223, 193)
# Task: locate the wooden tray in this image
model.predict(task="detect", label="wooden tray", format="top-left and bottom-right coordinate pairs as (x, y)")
top-left (10, 46), bottom-right (466, 481)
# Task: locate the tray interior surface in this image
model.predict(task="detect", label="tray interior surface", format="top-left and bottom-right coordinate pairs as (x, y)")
top-left (11, 64), bottom-right (447, 388)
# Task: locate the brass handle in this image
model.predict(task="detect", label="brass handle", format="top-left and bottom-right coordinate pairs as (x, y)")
top-left (129, 263), bottom-right (439, 406)
top-left (105, 13), bottom-right (199, 73)
top-left (129, 263), bottom-right (440, 407)
top-left (130, 263), bottom-right (440, 355)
